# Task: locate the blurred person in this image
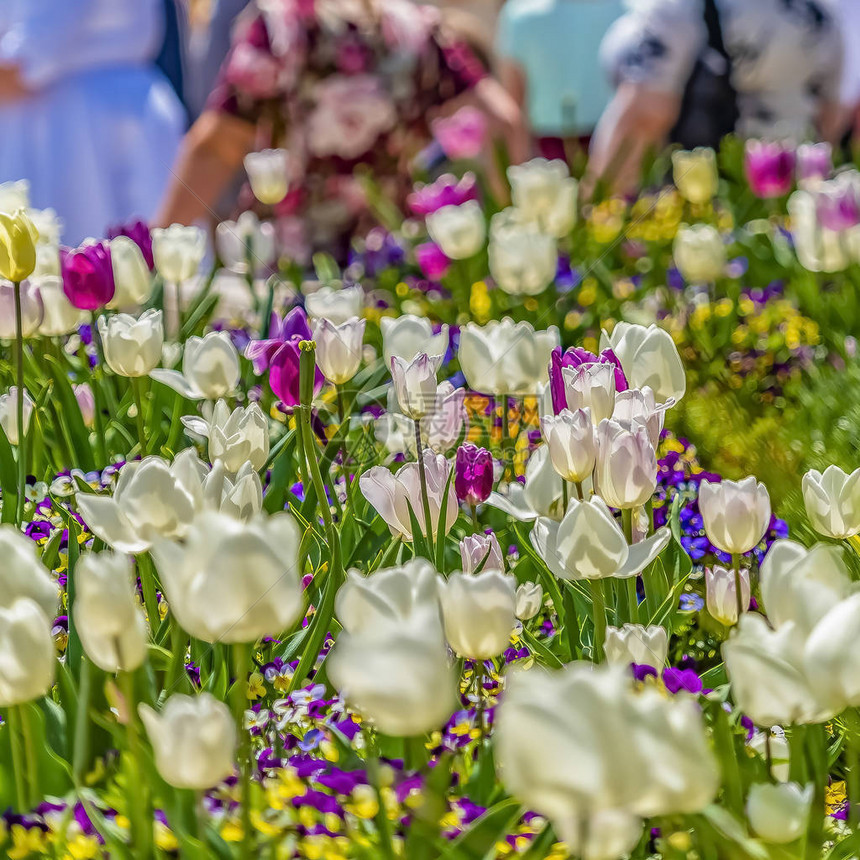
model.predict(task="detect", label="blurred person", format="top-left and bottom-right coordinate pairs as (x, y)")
top-left (835, 0), bottom-right (860, 144)
top-left (155, 0), bottom-right (527, 263)
top-left (0, 0), bottom-right (186, 243)
top-left (496, 0), bottom-right (625, 161)
top-left (587, 0), bottom-right (844, 195)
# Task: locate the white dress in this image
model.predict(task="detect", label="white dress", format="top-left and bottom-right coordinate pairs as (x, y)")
top-left (0, 0), bottom-right (186, 244)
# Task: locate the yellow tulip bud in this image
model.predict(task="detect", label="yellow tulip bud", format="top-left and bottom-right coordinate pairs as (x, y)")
top-left (0, 209), bottom-right (38, 283)
top-left (672, 147), bottom-right (718, 205)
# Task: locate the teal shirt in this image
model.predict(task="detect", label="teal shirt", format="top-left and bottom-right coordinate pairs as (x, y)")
top-left (496, 0), bottom-right (624, 136)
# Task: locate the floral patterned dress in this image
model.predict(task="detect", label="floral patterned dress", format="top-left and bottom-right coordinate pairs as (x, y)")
top-left (209, 0), bottom-right (486, 260)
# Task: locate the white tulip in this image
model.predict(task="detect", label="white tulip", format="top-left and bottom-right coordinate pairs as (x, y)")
top-left (787, 190), bottom-right (860, 273)
top-left (390, 353), bottom-right (442, 420)
top-left (359, 450), bottom-right (458, 542)
top-left (749, 729), bottom-right (791, 782)
top-left (139, 693), bottom-right (236, 789)
top-left (33, 243), bottom-right (61, 279)
top-left (671, 147), bottom-right (718, 204)
top-left (560, 364), bottom-right (616, 424)
top-left (108, 236), bottom-right (152, 308)
top-left (508, 158), bottom-right (578, 237)
top-left (182, 399), bottom-right (269, 474)
top-left (460, 532), bottom-right (504, 575)
top-left (304, 284), bottom-right (364, 325)
top-left (488, 210), bottom-right (557, 296)
top-left (673, 223), bottom-right (726, 283)
top-left (244, 148), bottom-right (289, 205)
top-left (488, 445), bottom-right (564, 522)
top-left (458, 318), bottom-right (559, 396)
top-left (0, 525), bottom-right (58, 615)
top-left (601, 322), bottom-right (686, 404)
top-left (605, 624), bottom-right (668, 668)
top-left (594, 418), bottom-right (657, 509)
top-left (0, 386), bottom-right (34, 446)
top-left (0, 280), bottom-right (43, 339)
top-left (0, 598), bottom-right (56, 706)
top-left (215, 211), bottom-right (277, 274)
top-left (74, 384), bottom-right (95, 428)
top-left (73, 551), bottom-right (148, 673)
top-left (438, 569), bottom-right (517, 660)
top-left (541, 408), bottom-right (596, 483)
top-left (0, 180), bottom-right (30, 214)
top-left (418, 381), bottom-right (466, 453)
top-left (204, 460), bottom-right (264, 521)
top-left (802, 465), bottom-right (860, 539)
top-left (426, 200), bottom-right (486, 260)
top-left (699, 477), bottom-right (771, 555)
top-left (533, 495), bottom-right (670, 581)
top-left (99, 309), bottom-right (164, 377)
top-left (381, 314), bottom-right (448, 365)
top-left (329, 559), bottom-right (458, 736)
top-left (746, 783), bottom-right (812, 844)
top-left (313, 317), bottom-right (365, 385)
top-left (151, 331), bottom-right (241, 400)
top-left (151, 224), bottom-right (206, 283)
top-left (705, 565), bottom-right (750, 626)
top-left (611, 387), bottom-right (668, 449)
top-left (152, 510), bottom-right (302, 643)
top-left (515, 581), bottom-right (543, 620)
top-left (36, 276), bottom-right (85, 336)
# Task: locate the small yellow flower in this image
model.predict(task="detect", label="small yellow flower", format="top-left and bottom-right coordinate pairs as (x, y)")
top-left (247, 672), bottom-right (266, 699)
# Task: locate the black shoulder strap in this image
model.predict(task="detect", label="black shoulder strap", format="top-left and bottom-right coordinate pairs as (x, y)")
top-left (703, 0), bottom-right (729, 60)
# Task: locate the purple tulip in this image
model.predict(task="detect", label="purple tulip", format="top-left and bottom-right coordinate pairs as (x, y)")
top-left (796, 142), bottom-right (832, 185)
top-left (269, 336), bottom-right (323, 408)
top-left (60, 242), bottom-right (116, 310)
top-left (407, 173), bottom-right (478, 217)
top-left (814, 181), bottom-right (860, 231)
top-left (107, 219), bottom-right (154, 269)
top-left (455, 443), bottom-right (494, 507)
top-left (246, 307), bottom-right (313, 375)
top-left (744, 140), bottom-right (796, 199)
top-left (415, 242), bottom-right (451, 280)
top-left (548, 346), bottom-right (628, 414)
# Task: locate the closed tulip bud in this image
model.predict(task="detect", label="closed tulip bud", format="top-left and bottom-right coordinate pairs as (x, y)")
top-left (60, 241), bottom-right (116, 310)
top-left (381, 314), bottom-right (449, 365)
top-left (206, 460), bottom-right (264, 521)
top-left (151, 510), bottom-right (303, 643)
top-left (438, 569), bottom-right (517, 660)
top-left (426, 200), bottom-right (486, 260)
top-left (360, 450), bottom-right (458, 542)
top-left (746, 783), bottom-right (812, 844)
top-left (390, 353), bottom-right (442, 420)
top-left (460, 532), bottom-right (504, 574)
top-left (139, 693), bottom-right (236, 789)
top-left (0, 280), bottom-right (44, 339)
top-left (182, 399), bottom-right (269, 474)
top-left (0, 598), bottom-right (56, 706)
top-left (329, 560), bottom-right (458, 736)
top-left (36, 276), bottom-right (84, 337)
top-left (0, 209), bottom-right (38, 283)
top-left (787, 190), bottom-right (854, 273)
top-left (671, 147), bottom-right (718, 204)
top-left (699, 477), bottom-right (771, 555)
top-left (507, 158), bottom-right (576, 235)
top-left (705, 565), bottom-right (750, 626)
top-left (455, 443), bottom-right (494, 506)
top-left (151, 224), bottom-right (206, 283)
top-left (420, 381), bottom-right (465, 453)
top-left (215, 211), bottom-right (277, 274)
top-left (601, 322), bottom-right (686, 404)
top-left (244, 148), bottom-right (289, 205)
top-left (313, 317), bottom-right (365, 384)
top-left (151, 331), bottom-right (241, 400)
top-left (107, 219), bottom-right (154, 269)
top-left (0, 386), bottom-right (34, 446)
top-left (745, 140), bottom-right (796, 199)
top-left (488, 210), bottom-right (557, 296)
top-left (796, 142), bottom-right (832, 185)
top-left (304, 284), bottom-right (364, 325)
top-left (515, 581), bottom-right (543, 620)
top-left (541, 408), bottom-right (596, 483)
top-left (458, 318), bottom-right (559, 397)
top-left (801, 465), bottom-right (860, 539)
top-left (611, 387), bottom-right (667, 449)
top-left (99, 309), bottom-right (164, 377)
top-left (560, 364), bottom-right (616, 423)
top-left (415, 241), bottom-right (451, 280)
top-left (594, 418), bottom-right (657, 509)
top-left (605, 623), bottom-right (668, 668)
top-left (0, 525), bottom-right (58, 615)
top-left (673, 223), bottom-right (726, 283)
top-left (534, 495), bottom-right (669, 581)
top-left (108, 236), bottom-right (152, 308)
top-left (73, 551), bottom-right (147, 673)
top-left (74, 384), bottom-right (95, 428)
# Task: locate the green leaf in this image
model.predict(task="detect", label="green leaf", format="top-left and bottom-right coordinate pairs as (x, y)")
top-left (44, 354), bottom-right (96, 471)
top-left (520, 627), bottom-right (564, 670)
top-left (443, 798), bottom-right (522, 860)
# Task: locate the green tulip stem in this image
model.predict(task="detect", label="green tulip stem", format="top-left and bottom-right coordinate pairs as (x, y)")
top-left (118, 666), bottom-right (152, 858)
top-left (89, 312), bottom-right (109, 466)
top-left (621, 508), bottom-right (639, 624)
top-left (12, 281), bottom-right (25, 525)
top-left (131, 376), bottom-right (148, 456)
top-left (589, 579), bottom-right (607, 663)
top-left (501, 394), bottom-right (510, 479)
top-left (6, 705), bottom-right (28, 812)
top-left (336, 385), bottom-right (353, 510)
top-left (731, 553), bottom-right (744, 623)
top-left (413, 420), bottom-right (435, 553)
top-left (231, 642), bottom-right (254, 860)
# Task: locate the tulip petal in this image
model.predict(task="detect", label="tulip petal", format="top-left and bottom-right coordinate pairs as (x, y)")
top-left (616, 528), bottom-right (671, 578)
top-left (75, 493), bottom-right (149, 553)
top-left (487, 485), bottom-right (539, 522)
top-left (150, 369), bottom-right (202, 400)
